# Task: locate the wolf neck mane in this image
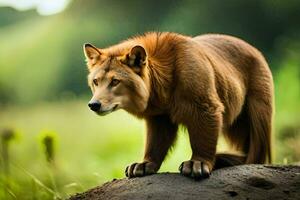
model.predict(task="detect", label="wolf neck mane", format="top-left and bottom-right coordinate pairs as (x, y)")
top-left (138, 32), bottom-right (187, 115)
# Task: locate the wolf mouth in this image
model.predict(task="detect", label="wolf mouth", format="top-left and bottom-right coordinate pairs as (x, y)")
top-left (96, 105), bottom-right (118, 116)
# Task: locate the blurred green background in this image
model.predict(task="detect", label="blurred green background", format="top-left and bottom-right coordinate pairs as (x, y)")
top-left (0, 0), bottom-right (300, 199)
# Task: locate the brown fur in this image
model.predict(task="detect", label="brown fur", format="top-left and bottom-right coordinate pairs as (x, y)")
top-left (84, 32), bottom-right (273, 178)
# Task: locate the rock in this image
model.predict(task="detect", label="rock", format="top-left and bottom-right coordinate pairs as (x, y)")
top-left (69, 164), bottom-right (300, 200)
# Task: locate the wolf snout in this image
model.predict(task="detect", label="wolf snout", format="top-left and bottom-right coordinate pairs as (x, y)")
top-left (88, 100), bottom-right (101, 112)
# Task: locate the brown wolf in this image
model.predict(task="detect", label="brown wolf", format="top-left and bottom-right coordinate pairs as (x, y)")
top-left (83, 32), bottom-right (273, 179)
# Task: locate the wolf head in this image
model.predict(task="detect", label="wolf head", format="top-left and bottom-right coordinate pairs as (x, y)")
top-left (83, 43), bottom-right (150, 116)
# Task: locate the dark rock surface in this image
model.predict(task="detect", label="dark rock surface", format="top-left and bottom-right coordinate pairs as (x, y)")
top-left (70, 165), bottom-right (300, 200)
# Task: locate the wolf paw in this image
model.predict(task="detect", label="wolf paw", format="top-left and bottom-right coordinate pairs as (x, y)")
top-left (125, 161), bottom-right (158, 178)
top-left (179, 160), bottom-right (211, 180)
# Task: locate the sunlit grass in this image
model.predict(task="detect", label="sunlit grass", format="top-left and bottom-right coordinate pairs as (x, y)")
top-left (0, 99), bottom-right (142, 198)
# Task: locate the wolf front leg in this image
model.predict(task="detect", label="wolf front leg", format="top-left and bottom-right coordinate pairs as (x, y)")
top-left (179, 102), bottom-right (223, 180)
top-left (125, 115), bottom-right (178, 178)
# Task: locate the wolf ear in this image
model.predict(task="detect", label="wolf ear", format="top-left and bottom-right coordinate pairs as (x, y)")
top-left (83, 43), bottom-right (101, 67)
top-left (123, 45), bottom-right (147, 74)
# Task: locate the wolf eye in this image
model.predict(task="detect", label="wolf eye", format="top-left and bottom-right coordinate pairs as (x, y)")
top-left (110, 79), bottom-right (120, 87)
top-left (93, 79), bottom-right (98, 86)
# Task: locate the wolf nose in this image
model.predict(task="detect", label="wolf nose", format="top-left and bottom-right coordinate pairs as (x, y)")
top-left (88, 100), bottom-right (101, 112)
